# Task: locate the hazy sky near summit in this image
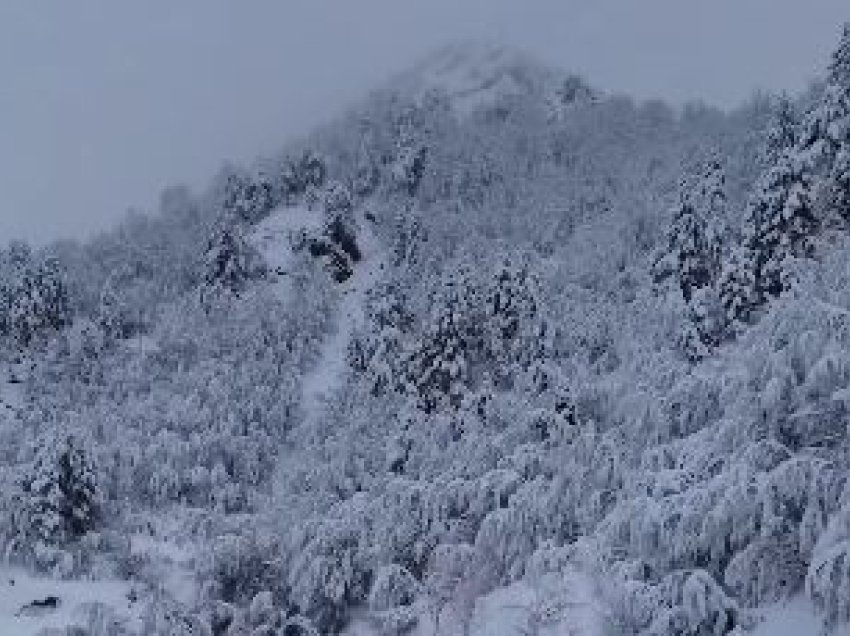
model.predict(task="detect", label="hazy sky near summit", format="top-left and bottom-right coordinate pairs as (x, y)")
top-left (2, 1), bottom-right (849, 244)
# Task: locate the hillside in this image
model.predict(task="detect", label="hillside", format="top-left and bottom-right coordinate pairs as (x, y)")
top-left (3, 26), bottom-right (850, 636)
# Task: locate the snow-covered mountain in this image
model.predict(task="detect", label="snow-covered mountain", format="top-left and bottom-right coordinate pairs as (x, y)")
top-left (4, 24), bottom-right (850, 636)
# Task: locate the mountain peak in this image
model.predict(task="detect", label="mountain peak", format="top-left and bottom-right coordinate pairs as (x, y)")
top-left (392, 40), bottom-right (595, 116)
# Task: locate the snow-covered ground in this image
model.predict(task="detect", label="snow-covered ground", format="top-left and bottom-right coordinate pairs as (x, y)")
top-left (300, 214), bottom-right (385, 419)
top-left (129, 531), bottom-right (196, 606)
top-left (251, 203), bottom-right (387, 419)
top-left (750, 595), bottom-right (850, 636)
top-left (252, 204), bottom-right (324, 298)
top-left (467, 571), bottom-right (610, 636)
top-left (344, 569), bottom-right (611, 636)
top-left (0, 566), bottom-right (142, 636)
top-left (0, 363), bottom-right (24, 420)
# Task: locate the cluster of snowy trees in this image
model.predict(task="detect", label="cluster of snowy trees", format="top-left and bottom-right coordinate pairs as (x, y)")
top-left (5, 22), bottom-right (850, 636)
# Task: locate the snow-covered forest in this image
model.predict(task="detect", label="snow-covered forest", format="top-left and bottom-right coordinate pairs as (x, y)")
top-left (7, 22), bottom-right (850, 636)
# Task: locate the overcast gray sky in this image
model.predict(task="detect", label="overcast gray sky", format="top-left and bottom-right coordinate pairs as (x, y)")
top-left (2, 1), bottom-right (849, 244)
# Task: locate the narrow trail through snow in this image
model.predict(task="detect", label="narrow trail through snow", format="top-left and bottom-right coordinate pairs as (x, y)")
top-left (299, 214), bottom-right (385, 423)
top-left (252, 203), bottom-right (386, 427)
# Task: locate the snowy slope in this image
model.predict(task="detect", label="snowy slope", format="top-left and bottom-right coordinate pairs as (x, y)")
top-left (251, 204), bottom-right (325, 299)
top-left (0, 364), bottom-right (24, 419)
top-left (300, 214), bottom-right (385, 419)
top-left (343, 569), bottom-right (610, 636)
top-left (0, 566), bottom-right (142, 636)
top-left (250, 203), bottom-right (386, 418)
top-left (749, 596), bottom-right (850, 636)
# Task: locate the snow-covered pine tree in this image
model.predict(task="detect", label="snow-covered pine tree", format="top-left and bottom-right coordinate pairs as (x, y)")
top-left (391, 212), bottom-right (427, 271)
top-left (827, 24), bottom-right (850, 222)
top-left (717, 244), bottom-right (757, 330)
top-left (403, 268), bottom-right (479, 412)
top-left (348, 279), bottom-right (414, 396)
top-left (719, 96), bottom-right (809, 326)
top-left (390, 104), bottom-right (430, 197)
top-left (0, 242), bottom-right (30, 347)
top-left (200, 214), bottom-right (266, 304)
top-left (302, 180), bottom-right (362, 283)
top-left (16, 434), bottom-right (100, 552)
top-left (322, 180), bottom-right (361, 263)
top-left (655, 165), bottom-right (722, 304)
top-left (5, 253), bottom-right (71, 350)
top-left (96, 266), bottom-right (137, 342)
top-left (798, 22), bottom-right (850, 223)
top-left (481, 256), bottom-right (547, 385)
top-left (763, 95), bottom-right (800, 168)
top-left (280, 151), bottom-right (327, 202)
top-left (221, 169), bottom-right (275, 225)
top-left (744, 101), bottom-right (816, 306)
top-left (655, 158), bottom-right (726, 359)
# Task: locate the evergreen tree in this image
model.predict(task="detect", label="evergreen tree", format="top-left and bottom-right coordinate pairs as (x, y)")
top-left (322, 181), bottom-right (361, 263)
top-left (717, 245), bottom-right (757, 328)
top-left (653, 157), bottom-right (728, 358)
top-left (720, 97), bottom-right (815, 328)
top-left (403, 269), bottom-right (478, 412)
top-left (303, 181), bottom-right (362, 284)
top-left (17, 434), bottom-right (100, 549)
top-left (746, 99), bottom-right (815, 305)
top-left (348, 280), bottom-right (414, 397)
top-left (481, 257), bottom-right (547, 381)
top-left (763, 95), bottom-right (800, 168)
top-left (96, 267), bottom-right (136, 342)
top-left (749, 154), bottom-right (815, 300)
top-left (3, 252), bottom-right (71, 350)
top-left (280, 152), bottom-right (327, 200)
top-left (0, 243), bottom-right (29, 344)
top-left (222, 170), bottom-right (275, 225)
top-left (201, 214), bottom-right (266, 303)
top-left (799, 23), bottom-right (850, 222)
top-left (657, 163), bottom-right (723, 304)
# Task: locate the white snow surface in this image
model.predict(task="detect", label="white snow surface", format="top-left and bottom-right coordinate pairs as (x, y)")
top-left (0, 566), bottom-right (142, 636)
top-left (129, 532), bottom-right (196, 606)
top-left (344, 569), bottom-right (610, 636)
top-left (251, 204), bottom-right (325, 300)
top-left (750, 595), bottom-right (850, 636)
top-left (468, 571), bottom-right (610, 636)
top-left (0, 364), bottom-right (24, 419)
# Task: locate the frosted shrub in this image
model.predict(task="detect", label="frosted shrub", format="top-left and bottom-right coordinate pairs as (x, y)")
top-left (367, 564), bottom-right (421, 635)
top-left (646, 570), bottom-right (739, 636)
top-left (11, 433), bottom-right (100, 569)
top-left (200, 529), bottom-right (283, 608)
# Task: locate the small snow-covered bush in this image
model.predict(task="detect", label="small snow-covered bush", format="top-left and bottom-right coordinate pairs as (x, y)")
top-left (200, 529), bottom-right (283, 607)
top-left (369, 564), bottom-right (421, 612)
top-left (645, 570), bottom-right (739, 636)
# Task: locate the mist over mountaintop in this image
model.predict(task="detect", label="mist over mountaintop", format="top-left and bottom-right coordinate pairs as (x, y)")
top-left (389, 41), bottom-right (595, 116)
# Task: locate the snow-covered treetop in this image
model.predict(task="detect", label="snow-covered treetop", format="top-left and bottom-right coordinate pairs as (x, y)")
top-left (827, 22), bottom-right (850, 88)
